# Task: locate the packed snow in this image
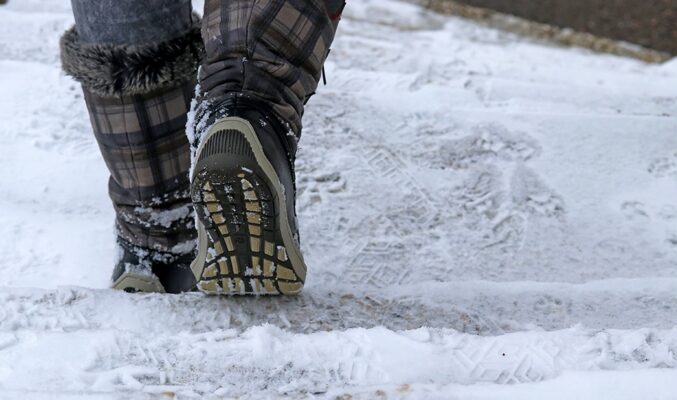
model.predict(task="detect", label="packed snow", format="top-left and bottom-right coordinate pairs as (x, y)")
top-left (0, 0), bottom-right (676, 398)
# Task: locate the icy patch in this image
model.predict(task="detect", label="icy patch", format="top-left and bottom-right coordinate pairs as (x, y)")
top-left (1, 320), bottom-right (677, 397)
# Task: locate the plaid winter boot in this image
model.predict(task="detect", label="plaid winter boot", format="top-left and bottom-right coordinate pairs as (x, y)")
top-left (189, 0), bottom-right (344, 295)
top-left (60, 1), bottom-right (204, 293)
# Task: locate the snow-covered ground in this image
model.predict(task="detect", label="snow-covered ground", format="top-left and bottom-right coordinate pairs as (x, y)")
top-left (1, 0), bottom-right (677, 398)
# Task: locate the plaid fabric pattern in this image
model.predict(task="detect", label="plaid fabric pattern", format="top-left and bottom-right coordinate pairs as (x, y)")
top-left (199, 0), bottom-right (343, 142)
top-left (83, 80), bottom-right (196, 254)
top-left (66, 0), bottom-right (343, 255)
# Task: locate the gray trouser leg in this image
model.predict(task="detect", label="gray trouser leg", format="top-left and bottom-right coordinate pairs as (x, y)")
top-left (70, 0), bottom-right (194, 44)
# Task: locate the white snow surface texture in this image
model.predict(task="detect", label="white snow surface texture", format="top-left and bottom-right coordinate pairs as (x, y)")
top-left (1, 0), bottom-right (677, 399)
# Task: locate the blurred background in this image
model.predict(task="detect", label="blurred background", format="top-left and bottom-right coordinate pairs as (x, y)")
top-left (1, 0), bottom-right (674, 60)
top-left (419, 0), bottom-right (676, 62)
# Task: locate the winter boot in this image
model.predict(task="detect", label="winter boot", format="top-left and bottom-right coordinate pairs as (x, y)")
top-left (190, 98), bottom-right (305, 295)
top-left (112, 238), bottom-right (196, 293)
top-left (189, 0), bottom-right (344, 295)
top-left (60, 0), bottom-right (204, 293)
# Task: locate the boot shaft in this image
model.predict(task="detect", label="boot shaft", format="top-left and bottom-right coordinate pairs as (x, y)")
top-left (60, 17), bottom-right (204, 254)
top-left (198, 0), bottom-right (344, 145)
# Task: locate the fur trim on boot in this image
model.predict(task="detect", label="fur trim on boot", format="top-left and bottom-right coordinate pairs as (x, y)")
top-left (60, 17), bottom-right (203, 97)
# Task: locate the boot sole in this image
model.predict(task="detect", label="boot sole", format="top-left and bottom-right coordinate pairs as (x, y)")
top-left (112, 272), bottom-right (165, 293)
top-left (190, 118), bottom-right (306, 295)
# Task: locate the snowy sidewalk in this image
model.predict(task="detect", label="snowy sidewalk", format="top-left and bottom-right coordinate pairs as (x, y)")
top-left (1, 0), bottom-right (677, 398)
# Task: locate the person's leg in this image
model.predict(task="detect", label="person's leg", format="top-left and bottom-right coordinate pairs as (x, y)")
top-left (188, 0), bottom-right (344, 295)
top-left (70, 0), bottom-right (194, 45)
top-left (195, 0), bottom-right (345, 143)
top-left (61, 0), bottom-right (203, 293)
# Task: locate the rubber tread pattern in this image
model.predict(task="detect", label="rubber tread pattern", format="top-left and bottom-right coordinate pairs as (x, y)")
top-left (197, 128), bottom-right (255, 162)
top-left (191, 128), bottom-right (304, 295)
